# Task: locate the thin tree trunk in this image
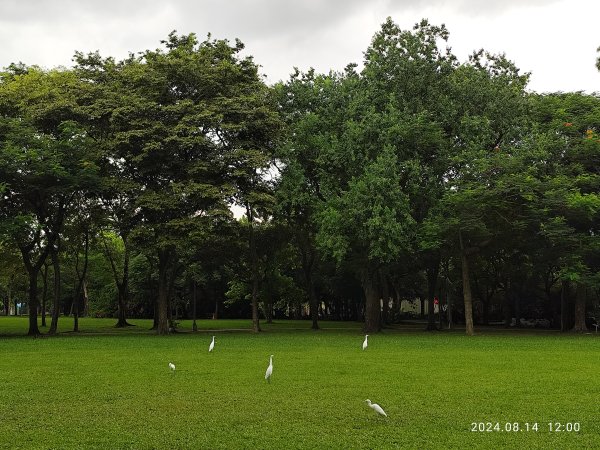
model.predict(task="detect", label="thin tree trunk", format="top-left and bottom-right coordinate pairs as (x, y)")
top-left (49, 245), bottom-right (61, 335)
top-left (192, 281), bottom-right (198, 332)
top-left (156, 248), bottom-right (172, 335)
top-left (82, 280), bottom-right (89, 316)
top-left (301, 250), bottom-right (319, 330)
top-left (26, 270), bottom-right (40, 336)
top-left (513, 285), bottom-right (521, 328)
top-left (503, 279), bottom-right (512, 327)
top-left (116, 239), bottom-right (132, 327)
top-left (41, 264), bottom-right (48, 327)
top-left (102, 232), bottom-right (132, 328)
top-left (247, 204), bottom-right (261, 333)
top-left (572, 282), bottom-right (586, 332)
top-left (425, 258), bottom-right (439, 331)
top-left (459, 231), bottom-right (474, 336)
top-left (560, 280), bottom-right (569, 332)
top-left (380, 270), bottom-right (389, 327)
top-left (19, 240), bottom-right (52, 335)
top-left (73, 229), bottom-right (90, 333)
top-left (4, 281), bottom-right (9, 316)
top-left (447, 293), bottom-right (453, 329)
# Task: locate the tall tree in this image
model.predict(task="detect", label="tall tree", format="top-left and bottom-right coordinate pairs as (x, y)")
top-left (0, 66), bottom-right (100, 335)
top-left (530, 92), bottom-right (600, 331)
top-left (77, 33), bottom-right (279, 334)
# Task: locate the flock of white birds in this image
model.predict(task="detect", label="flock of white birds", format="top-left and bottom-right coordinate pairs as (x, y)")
top-left (168, 333), bottom-right (388, 418)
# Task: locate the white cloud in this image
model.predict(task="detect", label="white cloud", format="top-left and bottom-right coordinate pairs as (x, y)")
top-left (1, 0), bottom-right (598, 92)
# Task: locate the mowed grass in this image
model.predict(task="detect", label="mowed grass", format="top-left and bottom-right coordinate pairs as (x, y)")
top-left (0, 318), bottom-right (599, 449)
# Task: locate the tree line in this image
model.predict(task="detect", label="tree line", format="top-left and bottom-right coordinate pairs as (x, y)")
top-left (1, 18), bottom-right (599, 335)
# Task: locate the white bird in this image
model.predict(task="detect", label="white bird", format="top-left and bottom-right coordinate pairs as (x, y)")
top-left (209, 336), bottom-right (215, 352)
top-left (168, 362), bottom-right (176, 373)
top-left (362, 334), bottom-right (369, 350)
top-left (365, 399), bottom-right (387, 417)
top-left (265, 355), bottom-right (274, 383)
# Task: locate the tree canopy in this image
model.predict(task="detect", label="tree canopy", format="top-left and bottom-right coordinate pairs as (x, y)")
top-left (1, 21), bottom-right (599, 336)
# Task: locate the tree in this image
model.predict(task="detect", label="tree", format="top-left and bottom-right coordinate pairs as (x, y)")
top-left (530, 92), bottom-right (600, 331)
top-left (275, 69), bottom-right (332, 330)
top-left (77, 33), bottom-right (280, 334)
top-left (434, 50), bottom-right (530, 335)
top-left (0, 66), bottom-right (100, 335)
top-left (0, 239), bottom-right (24, 317)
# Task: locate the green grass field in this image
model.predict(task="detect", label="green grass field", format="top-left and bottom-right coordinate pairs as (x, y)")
top-left (0, 317), bottom-right (598, 449)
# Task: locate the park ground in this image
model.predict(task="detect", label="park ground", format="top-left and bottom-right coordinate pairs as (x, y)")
top-left (0, 317), bottom-right (598, 449)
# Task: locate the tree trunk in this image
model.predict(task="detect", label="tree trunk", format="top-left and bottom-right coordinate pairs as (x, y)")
top-left (447, 293), bottom-right (453, 329)
top-left (73, 299), bottom-right (79, 332)
top-left (26, 270), bottom-right (40, 336)
top-left (213, 293), bottom-right (219, 320)
top-left (166, 264), bottom-right (179, 330)
top-left (459, 231), bottom-right (474, 336)
top-left (41, 264), bottom-right (48, 327)
top-left (4, 282), bottom-right (9, 316)
top-left (560, 280), bottom-right (570, 332)
top-left (572, 283), bottom-right (586, 332)
top-left (503, 279), bottom-right (512, 327)
top-left (247, 204), bottom-right (261, 333)
top-left (73, 229), bottom-right (90, 333)
top-left (266, 297), bottom-right (273, 324)
top-left (301, 250), bottom-right (319, 330)
top-left (361, 269), bottom-right (380, 333)
top-left (115, 239), bottom-right (132, 327)
top-left (425, 258), bottom-right (439, 331)
top-left (309, 283), bottom-right (319, 329)
top-left (380, 270), bottom-right (389, 327)
top-left (192, 281), bottom-right (198, 332)
top-left (49, 246), bottom-right (61, 335)
top-left (513, 287), bottom-right (521, 328)
top-left (251, 274), bottom-right (261, 331)
top-left (156, 248), bottom-right (172, 335)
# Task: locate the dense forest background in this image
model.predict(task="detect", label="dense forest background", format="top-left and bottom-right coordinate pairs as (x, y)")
top-left (1, 18), bottom-right (599, 335)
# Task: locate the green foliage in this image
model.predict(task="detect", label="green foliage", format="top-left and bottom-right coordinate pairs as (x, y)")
top-left (1, 19), bottom-right (600, 333)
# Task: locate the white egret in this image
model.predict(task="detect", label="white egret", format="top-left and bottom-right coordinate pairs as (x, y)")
top-left (168, 362), bottom-right (176, 373)
top-left (362, 334), bottom-right (369, 350)
top-left (365, 399), bottom-right (387, 417)
top-left (209, 336), bottom-right (215, 352)
top-left (265, 355), bottom-right (274, 383)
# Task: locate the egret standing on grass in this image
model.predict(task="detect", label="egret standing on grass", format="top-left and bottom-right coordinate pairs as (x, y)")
top-left (362, 335), bottom-right (369, 350)
top-left (209, 336), bottom-right (215, 352)
top-left (365, 399), bottom-right (387, 417)
top-left (168, 362), bottom-right (176, 374)
top-left (265, 355), bottom-right (274, 383)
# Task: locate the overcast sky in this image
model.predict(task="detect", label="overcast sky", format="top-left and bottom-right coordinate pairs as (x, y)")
top-left (1, 0), bottom-right (598, 93)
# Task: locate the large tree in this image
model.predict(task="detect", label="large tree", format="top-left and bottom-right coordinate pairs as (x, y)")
top-left (76, 33), bottom-right (280, 334)
top-left (0, 66), bottom-right (100, 335)
top-left (529, 92), bottom-right (600, 331)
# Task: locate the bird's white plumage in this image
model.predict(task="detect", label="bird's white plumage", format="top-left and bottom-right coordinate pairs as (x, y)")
top-left (209, 336), bottom-right (215, 352)
top-left (168, 362), bottom-right (176, 372)
top-left (365, 399), bottom-right (387, 417)
top-left (265, 355), bottom-right (273, 382)
top-left (362, 334), bottom-right (369, 350)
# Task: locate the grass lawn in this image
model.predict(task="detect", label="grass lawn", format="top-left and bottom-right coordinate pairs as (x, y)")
top-left (0, 317), bottom-right (598, 449)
